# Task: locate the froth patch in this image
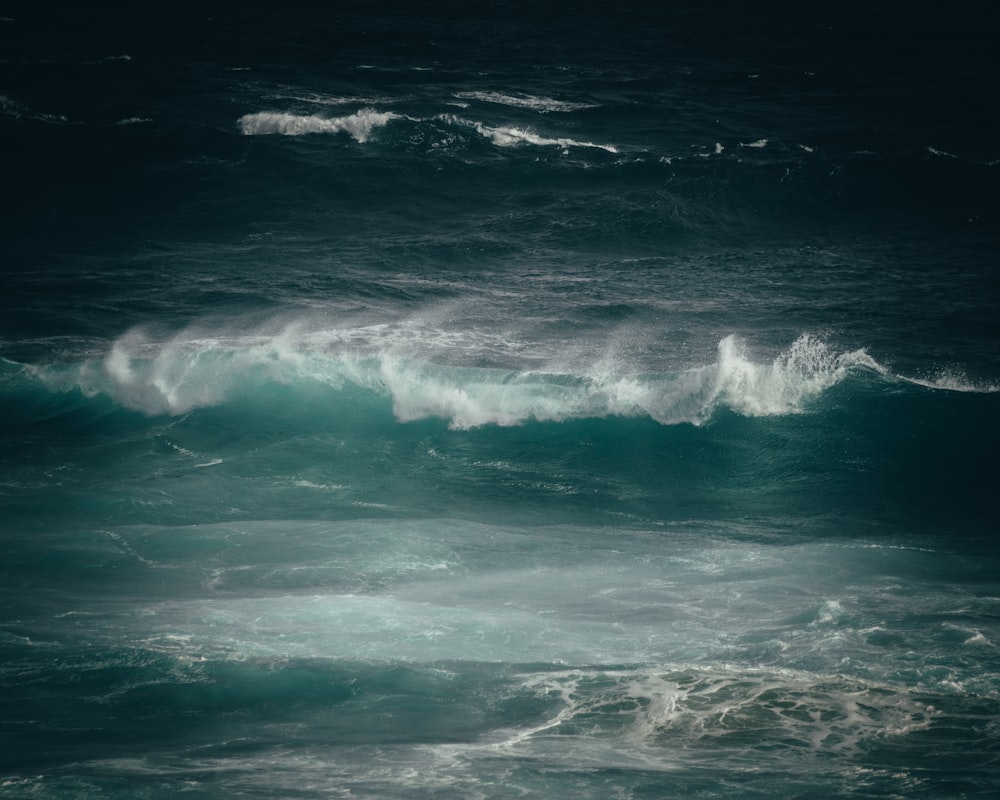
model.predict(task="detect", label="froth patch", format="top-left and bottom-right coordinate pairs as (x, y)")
top-left (504, 667), bottom-right (939, 760)
top-left (238, 109), bottom-right (399, 142)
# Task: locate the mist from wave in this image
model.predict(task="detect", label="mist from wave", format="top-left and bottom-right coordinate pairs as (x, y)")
top-left (14, 324), bottom-right (912, 427)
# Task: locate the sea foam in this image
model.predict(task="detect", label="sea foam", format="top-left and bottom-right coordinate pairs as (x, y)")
top-left (238, 109), bottom-right (399, 142)
top-left (29, 328), bottom-right (893, 426)
top-left (454, 91), bottom-right (596, 113)
top-left (439, 114), bottom-right (618, 153)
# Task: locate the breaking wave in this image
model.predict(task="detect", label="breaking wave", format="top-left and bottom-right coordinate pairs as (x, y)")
top-left (8, 329), bottom-right (930, 427)
top-left (446, 115), bottom-right (619, 152)
top-left (238, 109), bottom-right (401, 142)
top-left (237, 107), bottom-right (618, 153)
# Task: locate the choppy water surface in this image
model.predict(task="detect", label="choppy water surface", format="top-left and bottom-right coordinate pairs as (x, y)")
top-left (2, 5), bottom-right (999, 798)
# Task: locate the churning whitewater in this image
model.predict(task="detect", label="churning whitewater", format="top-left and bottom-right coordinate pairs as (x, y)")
top-left (22, 328), bottom-right (895, 424)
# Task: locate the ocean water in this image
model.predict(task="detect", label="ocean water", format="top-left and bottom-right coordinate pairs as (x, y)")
top-left (2, 4), bottom-right (999, 798)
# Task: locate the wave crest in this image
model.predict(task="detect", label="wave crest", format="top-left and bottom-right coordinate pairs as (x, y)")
top-left (22, 329), bottom-right (902, 427)
top-left (454, 91), bottom-right (596, 113)
top-left (238, 109), bottom-right (399, 142)
top-left (437, 114), bottom-right (618, 153)
top-left (237, 108), bottom-right (618, 153)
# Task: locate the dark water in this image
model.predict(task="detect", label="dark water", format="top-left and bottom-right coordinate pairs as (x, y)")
top-left (2, 5), bottom-right (999, 798)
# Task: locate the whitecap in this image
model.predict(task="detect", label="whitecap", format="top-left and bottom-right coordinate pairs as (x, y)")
top-left (30, 328), bottom-right (889, 426)
top-left (926, 146), bottom-right (958, 159)
top-left (238, 109), bottom-right (400, 143)
top-left (454, 91), bottom-right (596, 113)
top-left (900, 370), bottom-right (999, 393)
top-left (440, 115), bottom-right (617, 153)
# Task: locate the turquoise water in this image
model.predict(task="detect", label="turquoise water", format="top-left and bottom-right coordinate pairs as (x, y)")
top-left (2, 5), bottom-right (999, 797)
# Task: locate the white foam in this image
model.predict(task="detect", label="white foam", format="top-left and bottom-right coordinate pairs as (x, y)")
top-left (900, 370), bottom-right (999, 393)
top-left (238, 109), bottom-right (400, 142)
top-left (36, 329), bottom-right (890, 425)
top-left (54, 327), bottom-right (310, 415)
top-left (292, 480), bottom-right (348, 491)
top-left (704, 333), bottom-right (886, 419)
top-left (440, 115), bottom-right (617, 153)
top-left (493, 666), bottom-right (938, 762)
top-left (926, 146), bottom-right (958, 159)
top-left (454, 91), bottom-right (596, 113)
top-left (742, 138), bottom-right (769, 148)
top-left (375, 332), bottom-right (886, 428)
top-left (261, 91), bottom-right (388, 108)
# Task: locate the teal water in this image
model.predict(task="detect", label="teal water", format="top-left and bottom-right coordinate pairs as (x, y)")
top-left (2, 5), bottom-right (999, 798)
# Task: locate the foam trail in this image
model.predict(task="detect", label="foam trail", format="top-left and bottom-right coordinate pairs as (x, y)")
top-left (238, 109), bottom-right (399, 142)
top-left (900, 371), bottom-right (1000, 393)
top-left (504, 667), bottom-right (938, 760)
top-left (439, 115), bottom-right (618, 153)
top-left (454, 91), bottom-right (596, 113)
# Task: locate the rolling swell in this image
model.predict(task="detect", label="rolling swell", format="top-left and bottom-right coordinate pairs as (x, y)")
top-left (4, 333), bottom-right (995, 535)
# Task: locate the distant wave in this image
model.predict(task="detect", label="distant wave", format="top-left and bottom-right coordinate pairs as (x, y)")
top-left (925, 146), bottom-right (958, 159)
top-left (238, 109), bottom-right (401, 143)
top-left (11, 329), bottom-right (979, 428)
top-left (440, 114), bottom-right (618, 153)
top-left (454, 91), bottom-right (596, 113)
top-left (238, 108), bottom-right (618, 153)
top-left (0, 94), bottom-right (68, 124)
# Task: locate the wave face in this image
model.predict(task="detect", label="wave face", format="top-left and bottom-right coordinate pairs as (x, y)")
top-left (18, 330), bottom-right (893, 424)
top-left (2, 4), bottom-right (1000, 799)
top-left (3, 325), bottom-right (995, 538)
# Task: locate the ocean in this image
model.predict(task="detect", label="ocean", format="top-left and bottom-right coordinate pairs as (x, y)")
top-left (2, 4), bottom-right (999, 797)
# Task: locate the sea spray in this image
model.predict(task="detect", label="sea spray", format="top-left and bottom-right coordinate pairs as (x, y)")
top-left (23, 329), bottom-right (893, 424)
top-left (239, 109), bottom-right (401, 142)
